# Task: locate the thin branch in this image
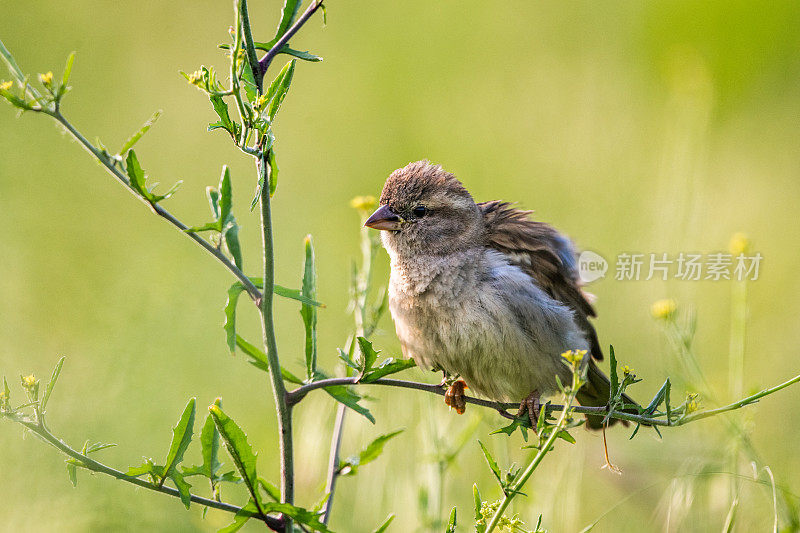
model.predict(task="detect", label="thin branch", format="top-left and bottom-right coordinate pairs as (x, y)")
top-left (256, 152), bottom-right (294, 533)
top-left (14, 418), bottom-right (283, 531)
top-left (287, 373), bottom-right (800, 428)
top-left (46, 111), bottom-right (262, 302)
top-left (258, 1), bottom-right (325, 80)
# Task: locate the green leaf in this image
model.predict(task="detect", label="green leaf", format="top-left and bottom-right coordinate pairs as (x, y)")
top-left (273, 284), bottom-right (324, 307)
top-left (126, 458), bottom-right (157, 479)
top-left (119, 110), bottom-right (162, 155)
top-left (339, 429), bottom-right (404, 476)
top-left (372, 514), bottom-right (395, 533)
top-left (161, 398), bottom-right (196, 484)
top-left (301, 235), bottom-right (318, 380)
top-left (645, 378), bottom-right (671, 415)
top-left (261, 502), bottom-right (330, 531)
top-left (478, 440), bottom-right (502, 486)
top-left (3, 376), bottom-right (10, 404)
top-left (86, 442), bottom-right (117, 454)
top-left (258, 478), bottom-right (281, 502)
top-left (264, 60), bottom-right (296, 123)
top-left (324, 384), bottom-right (374, 423)
top-left (279, 47), bottom-right (322, 62)
top-left (490, 414), bottom-right (530, 441)
top-left (267, 148), bottom-right (279, 197)
top-left (66, 462), bottom-right (77, 487)
top-left (608, 345), bottom-right (619, 402)
top-left (224, 222), bottom-right (243, 270)
top-left (275, 0), bottom-right (302, 40)
top-left (360, 358), bottom-right (416, 384)
top-left (218, 166), bottom-right (233, 226)
top-left (446, 507), bottom-right (457, 533)
top-left (356, 337), bottom-right (379, 375)
top-left (61, 51), bottom-right (75, 87)
top-left (234, 335), bottom-right (270, 371)
top-left (208, 94), bottom-right (236, 137)
top-left (201, 398), bottom-right (222, 478)
top-left (224, 283), bottom-right (244, 354)
top-left (41, 355), bottom-right (65, 411)
top-left (473, 484), bottom-right (483, 523)
top-left (170, 471), bottom-right (192, 509)
top-left (125, 150), bottom-right (181, 204)
top-left (209, 404), bottom-right (262, 511)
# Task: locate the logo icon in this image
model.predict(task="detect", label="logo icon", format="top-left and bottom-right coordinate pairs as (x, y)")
top-left (578, 250), bottom-right (608, 283)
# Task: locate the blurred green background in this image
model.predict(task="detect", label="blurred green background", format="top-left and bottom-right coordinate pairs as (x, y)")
top-left (2, 1), bottom-right (800, 531)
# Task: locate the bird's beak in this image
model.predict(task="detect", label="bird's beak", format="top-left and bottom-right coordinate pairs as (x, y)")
top-left (364, 204), bottom-right (403, 231)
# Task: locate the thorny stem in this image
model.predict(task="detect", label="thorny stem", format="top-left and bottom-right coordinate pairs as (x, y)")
top-left (257, 153), bottom-right (294, 533)
top-left (258, 1), bottom-right (325, 76)
top-left (43, 110), bottom-right (263, 302)
top-left (13, 417), bottom-right (284, 531)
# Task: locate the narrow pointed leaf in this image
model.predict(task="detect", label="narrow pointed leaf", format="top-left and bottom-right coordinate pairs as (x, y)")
top-left (218, 166), bottom-right (233, 227)
top-left (219, 499), bottom-right (259, 533)
top-left (267, 148), bottom-right (279, 196)
top-left (275, 0), bottom-right (302, 39)
top-left (279, 47), bottom-right (322, 62)
top-left (41, 356), bottom-right (65, 411)
top-left (265, 60), bottom-right (296, 122)
top-left (208, 94), bottom-right (236, 136)
top-left (608, 345), bottom-right (619, 401)
top-left (325, 385), bottom-right (374, 423)
top-left (645, 378), bottom-right (671, 415)
top-left (259, 478), bottom-right (281, 502)
top-left (209, 404), bottom-right (262, 513)
top-left (119, 110), bottom-right (162, 155)
top-left (361, 358), bottom-right (416, 383)
top-left (86, 442), bottom-right (117, 454)
top-left (201, 398), bottom-right (222, 478)
top-left (61, 51), bottom-right (76, 87)
top-left (170, 472), bottom-right (192, 509)
top-left (162, 398), bottom-right (196, 483)
top-left (66, 463), bottom-right (77, 487)
top-left (446, 507), bottom-right (457, 533)
top-left (224, 284), bottom-right (244, 353)
top-left (224, 222), bottom-right (243, 270)
top-left (478, 440), bottom-right (502, 485)
top-left (301, 235), bottom-right (318, 380)
top-left (274, 284), bottom-right (323, 307)
top-left (339, 429), bottom-right (404, 476)
top-left (357, 337), bottom-right (378, 375)
top-left (372, 514), bottom-right (395, 533)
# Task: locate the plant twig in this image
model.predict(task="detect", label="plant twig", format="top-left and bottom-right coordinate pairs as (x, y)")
top-left (13, 417), bottom-right (283, 530)
top-left (321, 402), bottom-right (346, 525)
top-left (256, 152), bottom-right (294, 533)
top-left (287, 373), bottom-right (800, 428)
top-left (258, 1), bottom-right (325, 80)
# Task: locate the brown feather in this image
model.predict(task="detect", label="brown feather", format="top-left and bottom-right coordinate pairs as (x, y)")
top-left (479, 200), bottom-right (604, 361)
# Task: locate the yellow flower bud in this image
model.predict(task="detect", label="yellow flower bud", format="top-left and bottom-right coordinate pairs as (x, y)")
top-left (651, 299), bottom-right (677, 320)
top-left (621, 365), bottom-right (634, 377)
top-left (39, 72), bottom-right (54, 86)
top-left (350, 195), bottom-right (377, 212)
top-left (729, 232), bottom-right (750, 255)
top-left (21, 374), bottom-right (37, 389)
top-left (685, 393), bottom-right (700, 414)
top-left (0, 81), bottom-right (13, 92)
top-left (561, 349), bottom-right (587, 366)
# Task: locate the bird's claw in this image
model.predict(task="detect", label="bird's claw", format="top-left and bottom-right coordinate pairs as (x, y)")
top-left (444, 379), bottom-right (467, 414)
top-left (517, 390), bottom-right (541, 428)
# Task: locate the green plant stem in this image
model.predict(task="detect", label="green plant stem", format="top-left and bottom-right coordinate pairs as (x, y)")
top-left (675, 373), bottom-right (800, 425)
top-left (256, 152), bottom-right (294, 533)
top-left (321, 402), bottom-right (346, 525)
top-left (485, 390), bottom-right (577, 532)
top-left (12, 417), bottom-right (283, 530)
top-left (38, 110), bottom-right (262, 302)
top-left (239, 0), bottom-right (262, 91)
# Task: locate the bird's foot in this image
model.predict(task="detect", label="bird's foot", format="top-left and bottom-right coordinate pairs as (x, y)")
top-left (444, 380), bottom-right (467, 414)
top-left (517, 390), bottom-right (541, 427)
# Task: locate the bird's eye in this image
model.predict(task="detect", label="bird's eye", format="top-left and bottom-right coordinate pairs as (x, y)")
top-left (412, 206), bottom-right (428, 218)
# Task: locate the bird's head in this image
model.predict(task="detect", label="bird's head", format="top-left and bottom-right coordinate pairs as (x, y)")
top-left (365, 161), bottom-right (484, 257)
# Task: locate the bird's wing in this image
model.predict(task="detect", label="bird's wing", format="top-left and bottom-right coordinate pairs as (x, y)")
top-left (479, 200), bottom-right (604, 361)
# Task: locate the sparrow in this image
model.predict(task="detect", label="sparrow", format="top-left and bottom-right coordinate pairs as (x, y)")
top-left (365, 161), bottom-right (638, 429)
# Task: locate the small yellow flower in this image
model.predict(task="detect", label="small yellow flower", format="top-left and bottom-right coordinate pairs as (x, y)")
top-left (255, 93), bottom-right (269, 110)
top-left (0, 80), bottom-right (13, 92)
top-left (651, 298), bottom-right (677, 320)
top-left (685, 393), bottom-right (700, 414)
top-left (621, 365), bottom-right (634, 377)
top-left (187, 70), bottom-right (203, 85)
top-left (561, 349), bottom-right (587, 366)
top-left (729, 232), bottom-right (750, 255)
top-left (350, 195), bottom-right (377, 212)
top-left (39, 71), bottom-right (54, 87)
top-left (21, 374), bottom-right (37, 389)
